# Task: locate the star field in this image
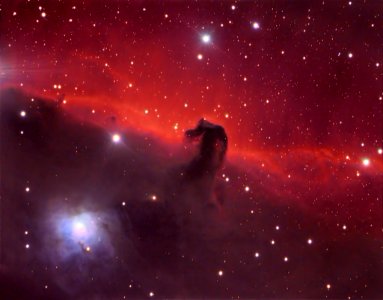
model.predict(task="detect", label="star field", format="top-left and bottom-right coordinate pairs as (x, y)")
top-left (0, 1), bottom-right (382, 299)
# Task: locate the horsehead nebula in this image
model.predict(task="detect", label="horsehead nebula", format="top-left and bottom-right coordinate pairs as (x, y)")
top-left (0, 1), bottom-right (382, 299)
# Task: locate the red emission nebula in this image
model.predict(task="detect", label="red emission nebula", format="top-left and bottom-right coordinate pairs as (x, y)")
top-left (0, 1), bottom-right (382, 299)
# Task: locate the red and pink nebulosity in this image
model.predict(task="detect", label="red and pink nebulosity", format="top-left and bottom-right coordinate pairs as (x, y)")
top-left (0, 1), bottom-right (382, 299)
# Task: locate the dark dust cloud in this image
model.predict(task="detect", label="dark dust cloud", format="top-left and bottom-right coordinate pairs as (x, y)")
top-left (0, 89), bottom-right (382, 299)
top-left (0, 1), bottom-right (382, 299)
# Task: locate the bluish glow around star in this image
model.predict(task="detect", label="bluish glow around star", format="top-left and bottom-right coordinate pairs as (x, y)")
top-left (53, 210), bottom-right (113, 259)
top-left (71, 215), bottom-right (94, 241)
top-left (201, 34), bottom-right (211, 44)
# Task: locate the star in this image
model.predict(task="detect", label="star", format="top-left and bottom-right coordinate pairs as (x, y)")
top-left (201, 34), bottom-right (211, 44)
top-left (112, 133), bottom-right (121, 143)
top-left (73, 221), bottom-right (87, 238)
top-left (252, 22), bottom-right (260, 30)
top-left (1, 1), bottom-right (382, 298)
top-left (362, 158), bottom-right (370, 167)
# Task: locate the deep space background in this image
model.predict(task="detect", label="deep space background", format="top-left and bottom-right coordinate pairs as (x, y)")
top-left (0, 1), bottom-right (382, 299)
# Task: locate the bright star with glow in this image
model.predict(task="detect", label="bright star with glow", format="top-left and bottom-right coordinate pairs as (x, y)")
top-left (53, 210), bottom-right (117, 261)
top-left (73, 221), bottom-right (87, 238)
top-left (252, 22), bottom-right (260, 29)
top-left (201, 34), bottom-right (211, 44)
top-left (362, 158), bottom-right (370, 167)
top-left (112, 133), bottom-right (121, 143)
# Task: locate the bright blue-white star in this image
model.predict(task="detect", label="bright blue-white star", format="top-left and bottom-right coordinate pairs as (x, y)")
top-left (48, 208), bottom-right (119, 262)
top-left (201, 34), bottom-right (211, 44)
top-left (73, 220), bottom-right (88, 239)
top-left (55, 212), bottom-right (100, 257)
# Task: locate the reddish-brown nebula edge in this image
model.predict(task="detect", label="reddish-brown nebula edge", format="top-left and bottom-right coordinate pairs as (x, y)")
top-left (1, 0), bottom-right (382, 238)
top-left (7, 83), bottom-right (383, 223)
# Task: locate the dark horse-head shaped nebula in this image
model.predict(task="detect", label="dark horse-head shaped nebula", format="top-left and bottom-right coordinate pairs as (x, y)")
top-left (185, 118), bottom-right (228, 179)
